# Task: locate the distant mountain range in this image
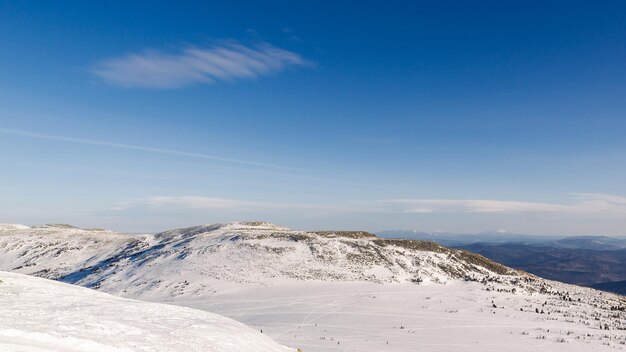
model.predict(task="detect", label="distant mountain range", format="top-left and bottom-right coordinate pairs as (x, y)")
top-left (544, 236), bottom-right (626, 251)
top-left (378, 230), bottom-right (626, 294)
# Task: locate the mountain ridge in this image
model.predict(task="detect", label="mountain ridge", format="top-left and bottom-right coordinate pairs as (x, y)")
top-left (0, 221), bottom-right (521, 292)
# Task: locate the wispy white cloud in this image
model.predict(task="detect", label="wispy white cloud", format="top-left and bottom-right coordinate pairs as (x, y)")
top-left (567, 193), bottom-right (626, 214)
top-left (111, 193), bottom-right (626, 217)
top-left (112, 196), bottom-right (345, 213)
top-left (377, 193), bottom-right (626, 215)
top-left (93, 41), bottom-right (310, 88)
top-left (376, 199), bottom-right (568, 214)
top-left (146, 196), bottom-right (265, 209)
top-left (0, 127), bottom-right (298, 171)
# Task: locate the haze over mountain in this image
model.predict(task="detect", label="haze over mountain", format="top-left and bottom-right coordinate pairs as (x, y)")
top-left (1, 222), bottom-right (625, 351)
top-left (379, 229), bottom-right (626, 248)
top-left (379, 229), bottom-right (626, 295)
top-left (378, 229), bottom-right (563, 246)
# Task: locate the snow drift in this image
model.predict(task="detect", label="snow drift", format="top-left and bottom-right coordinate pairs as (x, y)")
top-left (0, 270), bottom-right (292, 352)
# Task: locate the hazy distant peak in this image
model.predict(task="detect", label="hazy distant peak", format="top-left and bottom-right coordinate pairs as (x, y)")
top-left (32, 223), bottom-right (80, 229)
top-left (224, 221), bottom-right (291, 231)
top-left (154, 221), bottom-right (292, 239)
top-left (0, 224), bottom-right (30, 230)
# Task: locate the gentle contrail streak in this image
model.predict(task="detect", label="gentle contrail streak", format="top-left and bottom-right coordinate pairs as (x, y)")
top-left (0, 128), bottom-right (301, 171)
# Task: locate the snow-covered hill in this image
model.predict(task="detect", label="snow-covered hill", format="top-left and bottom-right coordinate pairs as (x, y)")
top-left (0, 271), bottom-right (292, 352)
top-left (1, 221), bottom-right (625, 351)
top-left (0, 224), bottom-right (152, 284)
top-left (0, 221), bottom-right (517, 295)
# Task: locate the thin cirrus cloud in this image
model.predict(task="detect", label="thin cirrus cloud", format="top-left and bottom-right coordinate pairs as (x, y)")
top-left (93, 41), bottom-right (310, 88)
top-left (376, 193), bottom-right (626, 215)
top-left (111, 196), bottom-right (346, 214)
top-left (376, 199), bottom-right (569, 214)
top-left (0, 127), bottom-right (298, 172)
top-left (112, 193), bottom-right (626, 217)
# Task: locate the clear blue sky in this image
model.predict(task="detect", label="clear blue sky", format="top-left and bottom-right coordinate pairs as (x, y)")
top-left (1, 1), bottom-right (626, 234)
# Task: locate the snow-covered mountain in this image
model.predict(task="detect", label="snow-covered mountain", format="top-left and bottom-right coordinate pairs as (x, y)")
top-left (0, 221), bottom-right (517, 295)
top-left (1, 222), bottom-right (625, 351)
top-left (0, 270), bottom-right (292, 352)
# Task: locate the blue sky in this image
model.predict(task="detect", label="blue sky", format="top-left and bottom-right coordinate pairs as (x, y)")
top-left (1, 1), bottom-right (626, 234)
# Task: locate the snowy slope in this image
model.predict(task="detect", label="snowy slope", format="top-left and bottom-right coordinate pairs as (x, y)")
top-left (1, 222), bottom-right (625, 351)
top-left (0, 271), bottom-right (293, 352)
top-left (0, 221), bottom-right (517, 297)
top-left (191, 280), bottom-right (626, 351)
top-left (0, 224), bottom-right (152, 283)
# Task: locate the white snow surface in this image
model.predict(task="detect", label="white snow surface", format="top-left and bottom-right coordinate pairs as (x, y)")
top-left (0, 271), bottom-right (293, 352)
top-left (1, 221), bottom-right (625, 351)
top-left (184, 280), bottom-right (626, 351)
